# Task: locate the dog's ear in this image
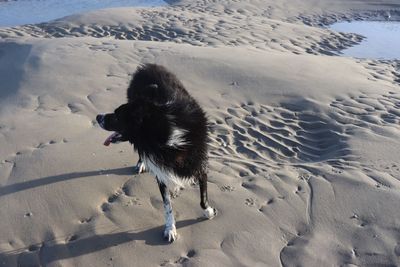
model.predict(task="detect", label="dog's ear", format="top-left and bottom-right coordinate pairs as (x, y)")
top-left (144, 84), bottom-right (163, 102)
top-left (148, 84), bottom-right (158, 89)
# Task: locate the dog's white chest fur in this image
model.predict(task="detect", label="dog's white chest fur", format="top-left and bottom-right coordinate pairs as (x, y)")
top-left (142, 156), bottom-right (186, 189)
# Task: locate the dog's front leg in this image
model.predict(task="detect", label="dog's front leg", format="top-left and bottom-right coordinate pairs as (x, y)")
top-left (134, 157), bottom-right (146, 174)
top-left (157, 179), bottom-right (177, 242)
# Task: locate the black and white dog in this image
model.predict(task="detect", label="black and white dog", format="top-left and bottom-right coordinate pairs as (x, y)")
top-left (96, 64), bottom-right (217, 242)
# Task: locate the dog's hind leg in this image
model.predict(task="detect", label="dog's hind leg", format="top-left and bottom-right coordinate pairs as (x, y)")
top-left (157, 179), bottom-right (177, 242)
top-left (198, 171), bottom-right (217, 219)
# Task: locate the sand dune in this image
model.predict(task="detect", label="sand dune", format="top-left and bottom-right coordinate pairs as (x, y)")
top-left (0, 0), bottom-right (400, 266)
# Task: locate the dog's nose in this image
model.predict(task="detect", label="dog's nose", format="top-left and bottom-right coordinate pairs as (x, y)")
top-left (96, 114), bottom-right (103, 122)
top-left (96, 114), bottom-right (105, 127)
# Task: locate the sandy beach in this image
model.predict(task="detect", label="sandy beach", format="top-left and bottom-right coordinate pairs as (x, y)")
top-left (0, 0), bottom-right (400, 266)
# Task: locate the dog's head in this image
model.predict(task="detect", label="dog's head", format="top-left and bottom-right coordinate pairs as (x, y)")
top-left (96, 103), bottom-right (138, 146)
top-left (96, 101), bottom-right (170, 146)
top-left (97, 103), bottom-right (130, 131)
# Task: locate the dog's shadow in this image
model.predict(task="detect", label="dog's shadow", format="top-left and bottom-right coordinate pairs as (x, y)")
top-left (0, 219), bottom-right (201, 266)
top-left (0, 166), bottom-right (135, 198)
top-left (0, 168), bottom-right (205, 264)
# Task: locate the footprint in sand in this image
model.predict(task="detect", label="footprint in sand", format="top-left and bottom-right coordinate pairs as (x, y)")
top-left (35, 140), bottom-right (60, 149)
top-left (161, 249), bottom-right (196, 266)
top-left (124, 197), bottom-right (141, 207)
top-left (245, 198), bottom-right (256, 207)
top-left (100, 181), bottom-right (143, 213)
top-left (79, 217), bottom-right (93, 224)
top-left (219, 185), bottom-right (235, 192)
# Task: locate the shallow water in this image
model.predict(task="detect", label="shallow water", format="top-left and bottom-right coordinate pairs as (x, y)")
top-left (0, 0), bottom-right (166, 27)
top-left (330, 21), bottom-right (400, 60)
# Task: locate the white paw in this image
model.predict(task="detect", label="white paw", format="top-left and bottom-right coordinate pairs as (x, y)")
top-left (203, 206), bottom-right (217, 219)
top-left (164, 224), bottom-right (177, 242)
top-left (135, 161), bottom-right (146, 174)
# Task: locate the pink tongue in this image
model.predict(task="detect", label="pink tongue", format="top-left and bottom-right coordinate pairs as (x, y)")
top-left (103, 132), bottom-right (119, 146)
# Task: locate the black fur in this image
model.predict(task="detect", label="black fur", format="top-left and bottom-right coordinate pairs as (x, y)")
top-left (97, 64), bottom-right (209, 178)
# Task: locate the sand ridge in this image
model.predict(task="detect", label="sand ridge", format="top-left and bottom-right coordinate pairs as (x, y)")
top-left (0, 2), bottom-right (369, 55)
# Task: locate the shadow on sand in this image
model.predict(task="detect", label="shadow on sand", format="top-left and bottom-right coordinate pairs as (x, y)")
top-left (0, 166), bottom-right (135, 198)
top-left (0, 219), bottom-right (202, 266)
top-left (0, 42), bottom-right (32, 101)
